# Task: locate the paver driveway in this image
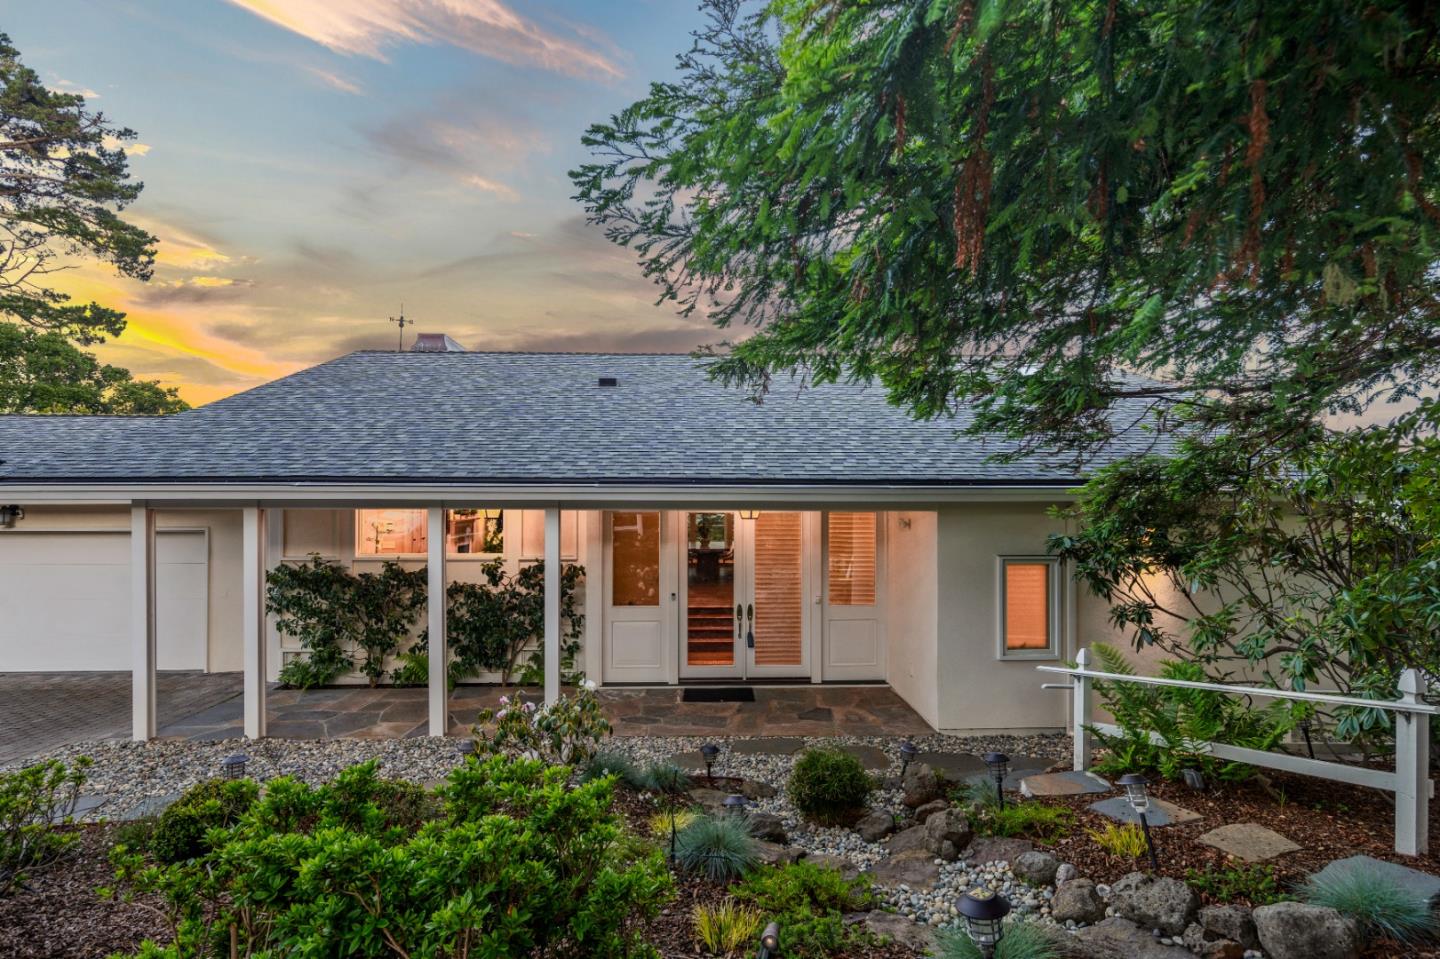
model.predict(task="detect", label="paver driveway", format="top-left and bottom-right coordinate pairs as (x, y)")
top-left (0, 671), bottom-right (242, 764)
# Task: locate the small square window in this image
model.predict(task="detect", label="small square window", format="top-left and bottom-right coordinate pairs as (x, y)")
top-left (998, 558), bottom-right (1060, 659)
top-left (356, 509), bottom-right (427, 556)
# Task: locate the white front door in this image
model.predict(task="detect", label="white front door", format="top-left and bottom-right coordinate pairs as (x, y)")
top-left (679, 511), bottom-right (812, 680)
top-left (822, 512), bottom-right (886, 680)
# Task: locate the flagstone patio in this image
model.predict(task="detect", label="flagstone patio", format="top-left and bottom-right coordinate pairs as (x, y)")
top-left (157, 683), bottom-right (932, 742)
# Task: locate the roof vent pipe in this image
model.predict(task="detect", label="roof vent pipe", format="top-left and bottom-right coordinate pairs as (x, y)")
top-left (598, 376), bottom-right (618, 387)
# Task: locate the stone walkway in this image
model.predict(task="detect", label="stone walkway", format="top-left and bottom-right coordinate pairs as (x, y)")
top-left (156, 683), bottom-right (932, 741)
top-left (0, 671), bottom-right (243, 763)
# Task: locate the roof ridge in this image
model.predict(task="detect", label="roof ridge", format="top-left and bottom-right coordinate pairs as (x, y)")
top-left (348, 349), bottom-right (701, 357)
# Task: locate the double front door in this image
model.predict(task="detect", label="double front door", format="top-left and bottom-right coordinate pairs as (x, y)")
top-left (680, 511), bottom-right (810, 679)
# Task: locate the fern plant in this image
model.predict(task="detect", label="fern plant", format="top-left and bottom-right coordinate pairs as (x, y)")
top-left (1087, 643), bottom-right (1294, 782)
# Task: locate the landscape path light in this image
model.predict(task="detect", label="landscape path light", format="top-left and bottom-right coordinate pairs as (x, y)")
top-left (722, 793), bottom-right (748, 817)
top-left (982, 751), bottom-right (1009, 810)
top-left (701, 742), bottom-right (720, 784)
top-left (958, 886), bottom-right (1011, 958)
top-left (756, 921), bottom-right (779, 958)
top-left (221, 754), bottom-right (249, 780)
top-left (1118, 772), bottom-right (1160, 871)
top-left (898, 739), bottom-right (918, 779)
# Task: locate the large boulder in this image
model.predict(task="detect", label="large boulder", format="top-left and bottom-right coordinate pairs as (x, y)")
top-left (1198, 905), bottom-right (1259, 950)
top-left (902, 763), bottom-right (942, 807)
top-left (913, 798), bottom-right (949, 824)
top-left (885, 824), bottom-right (932, 856)
top-left (802, 851), bottom-right (862, 881)
top-left (739, 779), bottom-right (777, 800)
top-left (1108, 872), bottom-right (1199, 936)
top-left (1181, 923), bottom-right (1246, 959)
top-left (754, 841), bottom-right (803, 866)
top-left (962, 836), bottom-right (1035, 866)
top-left (747, 811), bottom-right (787, 844)
top-left (868, 850), bottom-right (942, 890)
top-left (855, 809), bottom-right (896, 843)
top-left (1051, 877), bottom-right (1106, 924)
top-left (924, 807), bottom-right (972, 861)
top-left (1067, 918), bottom-right (1196, 958)
top-left (1252, 902), bottom-right (1361, 959)
top-left (857, 911), bottom-right (938, 953)
top-left (1013, 850), bottom-right (1061, 886)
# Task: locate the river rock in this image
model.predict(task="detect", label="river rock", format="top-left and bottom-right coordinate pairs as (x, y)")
top-left (855, 809), bottom-right (896, 842)
top-left (1252, 902), bottom-right (1361, 959)
top-left (924, 807), bottom-right (972, 861)
top-left (962, 836), bottom-right (1034, 866)
top-left (902, 763), bottom-right (942, 807)
top-left (1013, 850), bottom-right (1061, 886)
top-left (1068, 918), bottom-right (1197, 958)
top-left (747, 810), bottom-right (787, 843)
top-left (913, 798), bottom-right (948, 823)
top-left (1051, 877), bottom-right (1106, 924)
top-left (858, 910), bottom-right (938, 953)
top-left (1109, 871), bottom-right (1198, 936)
top-left (1198, 905), bottom-right (1258, 950)
top-left (754, 841), bottom-right (803, 866)
top-left (869, 849), bottom-right (942, 890)
top-left (1182, 923), bottom-right (1245, 959)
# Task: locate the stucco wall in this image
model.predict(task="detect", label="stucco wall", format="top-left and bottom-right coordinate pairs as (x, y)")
top-left (884, 511), bottom-right (940, 729)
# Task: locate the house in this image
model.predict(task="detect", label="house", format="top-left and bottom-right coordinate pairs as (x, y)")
top-left (0, 346), bottom-right (1169, 740)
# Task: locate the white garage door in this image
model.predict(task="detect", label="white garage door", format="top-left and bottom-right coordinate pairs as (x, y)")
top-left (0, 530), bottom-right (208, 671)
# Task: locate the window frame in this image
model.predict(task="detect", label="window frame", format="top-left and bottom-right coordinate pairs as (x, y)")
top-left (995, 556), bottom-right (1062, 661)
top-left (352, 509), bottom-right (508, 561)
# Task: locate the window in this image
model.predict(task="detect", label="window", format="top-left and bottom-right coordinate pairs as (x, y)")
top-left (355, 509), bottom-right (506, 557)
top-left (611, 511), bottom-right (660, 607)
top-left (518, 510), bottom-right (580, 560)
top-left (446, 509), bottom-right (504, 555)
top-left (356, 509), bottom-right (427, 555)
top-left (827, 512), bottom-right (876, 605)
top-left (999, 558), bottom-right (1059, 658)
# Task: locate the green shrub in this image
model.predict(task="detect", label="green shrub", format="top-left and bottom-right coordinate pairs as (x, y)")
top-left (1087, 643), bottom-right (1294, 783)
top-left (968, 795), bottom-right (1073, 844)
top-left (1302, 863), bottom-right (1436, 943)
top-left (0, 757), bottom-right (90, 897)
top-left (641, 761), bottom-right (693, 795)
top-left (1186, 863), bottom-right (1289, 906)
top-left (732, 861), bottom-right (875, 958)
top-left (787, 749), bottom-right (874, 825)
top-left (1087, 822), bottom-right (1148, 859)
top-left (110, 816), bottom-right (158, 855)
top-left (474, 683), bottom-right (612, 765)
top-left (579, 750), bottom-right (648, 788)
top-left (935, 921), bottom-right (1062, 958)
top-left (445, 560), bottom-right (586, 686)
top-left (693, 899), bottom-right (764, 956)
top-left (149, 778), bottom-right (259, 864)
top-left (110, 756), bottom-right (673, 958)
top-left (675, 815), bottom-right (757, 882)
top-left (267, 556), bottom-right (427, 687)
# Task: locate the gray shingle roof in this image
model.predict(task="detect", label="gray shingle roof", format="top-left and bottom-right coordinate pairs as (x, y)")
top-left (0, 352), bottom-right (1169, 486)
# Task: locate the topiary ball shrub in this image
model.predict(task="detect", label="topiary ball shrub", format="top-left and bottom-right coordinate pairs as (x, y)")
top-left (787, 749), bottom-right (874, 826)
top-left (150, 778), bottom-right (259, 864)
top-left (675, 814), bottom-right (757, 882)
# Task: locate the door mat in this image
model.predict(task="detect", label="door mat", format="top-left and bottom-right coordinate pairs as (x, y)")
top-left (682, 687), bottom-right (756, 703)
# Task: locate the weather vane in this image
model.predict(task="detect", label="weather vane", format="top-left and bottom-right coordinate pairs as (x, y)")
top-left (389, 305), bottom-right (410, 351)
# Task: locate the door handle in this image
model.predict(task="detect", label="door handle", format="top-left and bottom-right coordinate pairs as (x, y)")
top-left (736, 603), bottom-right (743, 639)
top-left (746, 603), bottom-right (754, 623)
top-left (746, 603), bottom-right (755, 649)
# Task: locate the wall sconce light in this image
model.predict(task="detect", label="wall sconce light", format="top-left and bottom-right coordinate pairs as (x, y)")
top-left (738, 509), bottom-right (759, 520)
top-left (0, 505), bottom-right (24, 527)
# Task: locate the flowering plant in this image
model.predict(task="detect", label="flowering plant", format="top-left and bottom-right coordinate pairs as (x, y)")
top-left (473, 680), bottom-right (611, 766)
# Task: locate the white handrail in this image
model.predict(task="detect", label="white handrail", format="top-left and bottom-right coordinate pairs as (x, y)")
top-left (1041, 649), bottom-right (1432, 857)
top-left (1035, 664), bottom-right (1440, 715)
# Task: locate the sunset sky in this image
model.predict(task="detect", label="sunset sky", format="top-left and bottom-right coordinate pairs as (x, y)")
top-left (8, 1), bottom-right (710, 406)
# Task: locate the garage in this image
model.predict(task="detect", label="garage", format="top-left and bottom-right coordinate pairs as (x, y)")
top-left (0, 529), bottom-right (209, 671)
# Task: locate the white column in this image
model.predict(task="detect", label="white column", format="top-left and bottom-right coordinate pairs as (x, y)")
top-left (242, 506), bottom-right (268, 739)
top-left (1395, 668), bottom-right (1430, 856)
top-left (1072, 647), bottom-right (1092, 771)
top-left (427, 507), bottom-right (449, 736)
top-left (544, 507), bottom-right (561, 705)
top-left (130, 504), bottom-right (157, 741)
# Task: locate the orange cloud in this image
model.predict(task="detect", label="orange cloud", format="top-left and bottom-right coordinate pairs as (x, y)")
top-left (225, 0), bottom-right (624, 79)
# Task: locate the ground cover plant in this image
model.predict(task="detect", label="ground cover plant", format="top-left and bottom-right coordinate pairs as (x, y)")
top-left (0, 757), bottom-right (89, 897)
top-left (731, 861), bottom-right (875, 959)
top-left (106, 757), bottom-right (672, 959)
top-left (962, 781), bottom-right (1074, 845)
top-left (1086, 822), bottom-right (1148, 861)
top-left (1185, 863), bottom-right (1288, 907)
top-left (787, 748), bottom-right (874, 825)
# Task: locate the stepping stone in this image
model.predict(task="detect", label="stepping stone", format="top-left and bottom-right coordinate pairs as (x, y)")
top-left (1196, 823), bottom-right (1301, 862)
top-left (118, 792), bottom-right (181, 822)
top-left (1309, 855), bottom-right (1440, 901)
top-left (731, 737), bottom-right (805, 755)
top-left (919, 752), bottom-right (1051, 790)
top-left (57, 793), bottom-right (108, 822)
top-left (1088, 796), bottom-right (1201, 827)
top-left (1020, 770), bottom-right (1110, 797)
top-left (836, 744), bottom-right (890, 770)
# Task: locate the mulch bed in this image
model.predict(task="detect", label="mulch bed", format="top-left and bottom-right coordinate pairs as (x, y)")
top-left (1024, 767), bottom-right (1440, 959)
top-left (0, 825), bottom-right (169, 959)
